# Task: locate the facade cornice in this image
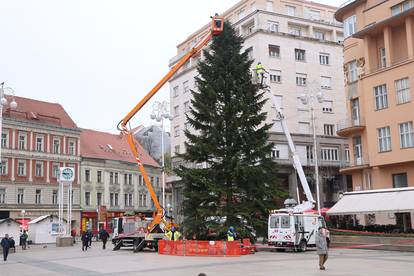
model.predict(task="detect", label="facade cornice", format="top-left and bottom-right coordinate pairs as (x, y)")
top-left (3, 117), bottom-right (81, 135)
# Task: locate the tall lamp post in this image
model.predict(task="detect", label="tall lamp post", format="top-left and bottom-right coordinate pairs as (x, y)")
top-left (299, 82), bottom-right (324, 215)
top-left (150, 100), bottom-right (172, 209)
top-left (0, 83), bottom-right (18, 163)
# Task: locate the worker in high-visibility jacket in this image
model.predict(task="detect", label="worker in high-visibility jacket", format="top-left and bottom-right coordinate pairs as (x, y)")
top-left (165, 226), bottom-right (182, 241)
top-left (255, 62), bottom-right (266, 86)
top-left (227, 226), bottom-right (237, 241)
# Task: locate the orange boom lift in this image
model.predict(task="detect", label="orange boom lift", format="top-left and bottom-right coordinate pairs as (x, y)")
top-left (117, 16), bottom-right (224, 233)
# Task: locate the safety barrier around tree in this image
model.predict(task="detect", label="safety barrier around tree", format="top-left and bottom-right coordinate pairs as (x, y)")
top-left (158, 239), bottom-right (255, 257)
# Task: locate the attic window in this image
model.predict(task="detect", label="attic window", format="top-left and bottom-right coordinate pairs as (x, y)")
top-left (107, 144), bottom-right (113, 150)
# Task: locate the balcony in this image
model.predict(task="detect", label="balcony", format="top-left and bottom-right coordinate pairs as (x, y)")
top-left (340, 157), bottom-right (370, 173)
top-left (336, 118), bottom-right (366, 137)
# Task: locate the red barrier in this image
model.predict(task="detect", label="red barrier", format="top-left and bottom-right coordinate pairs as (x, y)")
top-left (158, 240), bottom-right (247, 257)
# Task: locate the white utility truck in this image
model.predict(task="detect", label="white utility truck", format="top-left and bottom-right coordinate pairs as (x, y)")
top-left (266, 93), bottom-right (329, 252)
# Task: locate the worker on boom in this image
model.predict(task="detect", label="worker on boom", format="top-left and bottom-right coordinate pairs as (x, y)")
top-left (255, 62), bottom-right (267, 87)
top-left (165, 226), bottom-right (181, 241)
top-left (227, 226), bottom-right (237, 241)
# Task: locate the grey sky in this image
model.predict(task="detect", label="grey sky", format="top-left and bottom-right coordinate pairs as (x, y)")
top-left (0, 0), bottom-right (343, 133)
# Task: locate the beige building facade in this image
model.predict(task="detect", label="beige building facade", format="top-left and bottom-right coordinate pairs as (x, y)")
top-left (335, 0), bottom-right (414, 229)
top-left (169, 0), bottom-right (349, 221)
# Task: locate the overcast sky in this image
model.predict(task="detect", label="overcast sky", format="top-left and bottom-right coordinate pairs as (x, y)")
top-left (0, 0), bottom-right (343, 133)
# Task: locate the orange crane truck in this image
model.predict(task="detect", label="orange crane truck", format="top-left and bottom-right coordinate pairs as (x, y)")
top-left (111, 15), bottom-right (224, 253)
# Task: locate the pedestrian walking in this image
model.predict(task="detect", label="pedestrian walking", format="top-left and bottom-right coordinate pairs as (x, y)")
top-left (315, 226), bottom-right (329, 270)
top-left (21, 230), bottom-right (28, 250)
top-left (81, 232), bottom-right (88, 251)
top-left (86, 229), bottom-right (93, 248)
top-left (1, 234), bottom-right (11, 261)
top-left (99, 228), bottom-right (110, 250)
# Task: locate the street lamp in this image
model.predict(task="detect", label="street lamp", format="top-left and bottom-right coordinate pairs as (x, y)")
top-left (0, 83), bottom-right (18, 164)
top-left (150, 101), bottom-right (173, 209)
top-left (299, 81), bottom-right (324, 215)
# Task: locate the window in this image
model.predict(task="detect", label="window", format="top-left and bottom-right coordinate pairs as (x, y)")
top-left (97, 171), bottom-right (102, 183)
top-left (35, 189), bottom-right (41, 204)
top-left (174, 106), bottom-right (179, 117)
top-left (379, 47), bottom-right (386, 68)
top-left (345, 147), bottom-right (350, 161)
top-left (281, 216), bottom-right (290, 228)
top-left (110, 172), bottom-right (114, 184)
top-left (374, 84), bottom-right (388, 110)
top-left (0, 188), bottom-right (5, 204)
top-left (53, 138), bottom-right (60, 154)
top-left (266, 0), bottom-right (273, 11)
top-left (115, 193), bottom-right (119, 206)
top-left (17, 188), bottom-right (24, 204)
top-left (286, 5), bottom-right (296, 16)
top-left (320, 53), bottom-right (330, 65)
top-left (68, 140), bottom-right (75, 155)
top-left (139, 193), bottom-right (144, 207)
top-left (399, 121), bottom-right (414, 148)
top-left (84, 192), bottom-right (90, 206)
top-left (124, 173), bottom-right (128, 185)
top-left (321, 147), bottom-right (339, 161)
top-left (395, 78), bottom-right (411, 104)
top-left (295, 49), bottom-right (306, 61)
top-left (298, 122), bottom-right (310, 134)
top-left (173, 86), bottom-right (179, 97)
top-left (184, 101), bottom-right (190, 113)
top-left (18, 133), bottom-right (27, 150)
top-left (139, 175), bottom-right (143, 186)
top-left (322, 101), bottom-right (333, 113)
top-left (288, 26), bottom-right (301, 36)
top-left (183, 81), bottom-right (190, 93)
top-left (244, 23), bottom-right (255, 35)
top-left (124, 194), bottom-right (133, 207)
top-left (267, 21), bottom-right (278, 32)
top-left (35, 162), bottom-right (43, 177)
top-left (150, 176), bottom-right (154, 186)
top-left (174, 145), bottom-right (180, 154)
top-left (52, 164), bottom-right (59, 178)
top-left (314, 31), bottom-right (325, 40)
top-left (391, 0), bottom-right (413, 16)
top-left (324, 124), bottom-right (335, 136)
top-left (378, 126), bottom-right (391, 152)
top-left (238, 8), bottom-right (246, 20)
top-left (36, 136), bottom-right (44, 152)
top-left (110, 193), bottom-right (114, 206)
top-left (296, 73), bottom-right (307, 86)
top-left (344, 15), bottom-right (356, 38)
top-left (174, 125), bottom-right (180, 137)
top-left (143, 194), bottom-right (147, 207)
top-left (308, 9), bottom-right (321, 20)
top-left (268, 45), bottom-right (280, 58)
top-left (83, 169), bottom-right (90, 182)
top-left (269, 70), bottom-right (281, 83)
top-left (17, 160), bottom-right (26, 176)
top-left (114, 172), bottom-right (119, 184)
top-left (0, 160), bottom-right (8, 175)
top-left (321, 76), bottom-right (332, 89)
top-left (306, 145), bottom-right (313, 161)
top-left (393, 173), bottom-right (408, 188)
top-left (1, 132), bottom-right (8, 149)
top-left (348, 60), bottom-right (357, 83)
top-left (128, 174), bottom-right (132, 185)
top-left (97, 192), bottom-right (102, 206)
top-left (52, 190), bottom-right (58, 205)
top-left (271, 147), bottom-right (280, 159)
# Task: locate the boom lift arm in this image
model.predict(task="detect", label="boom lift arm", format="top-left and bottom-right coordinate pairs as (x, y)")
top-left (117, 16), bottom-right (224, 231)
top-left (270, 94), bottom-right (315, 212)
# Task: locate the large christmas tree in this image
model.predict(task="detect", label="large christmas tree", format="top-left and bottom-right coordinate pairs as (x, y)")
top-left (176, 22), bottom-right (287, 240)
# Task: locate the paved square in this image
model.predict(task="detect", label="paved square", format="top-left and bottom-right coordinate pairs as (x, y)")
top-left (1, 243), bottom-right (413, 276)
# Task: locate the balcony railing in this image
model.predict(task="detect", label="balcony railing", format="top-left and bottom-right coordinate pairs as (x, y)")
top-left (336, 118), bottom-right (366, 136)
top-left (341, 156), bottom-right (369, 169)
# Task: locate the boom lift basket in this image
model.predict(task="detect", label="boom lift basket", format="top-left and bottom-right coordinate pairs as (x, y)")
top-left (212, 17), bottom-right (224, 36)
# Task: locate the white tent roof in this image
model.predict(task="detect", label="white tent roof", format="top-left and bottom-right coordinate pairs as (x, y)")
top-left (328, 187), bottom-right (414, 215)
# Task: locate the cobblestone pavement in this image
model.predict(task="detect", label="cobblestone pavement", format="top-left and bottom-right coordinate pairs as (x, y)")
top-left (0, 242), bottom-right (413, 276)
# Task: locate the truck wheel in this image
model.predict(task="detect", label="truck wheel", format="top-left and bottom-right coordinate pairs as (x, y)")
top-left (298, 240), bottom-right (307, 252)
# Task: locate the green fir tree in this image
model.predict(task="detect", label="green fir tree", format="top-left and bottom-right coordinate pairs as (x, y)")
top-left (176, 22), bottom-right (287, 240)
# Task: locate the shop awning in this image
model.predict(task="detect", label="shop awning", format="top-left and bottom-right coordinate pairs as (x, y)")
top-left (327, 187), bottom-right (414, 215)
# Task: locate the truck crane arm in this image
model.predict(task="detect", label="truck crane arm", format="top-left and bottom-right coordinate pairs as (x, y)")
top-left (117, 16), bottom-right (224, 232)
top-left (270, 95), bottom-right (315, 212)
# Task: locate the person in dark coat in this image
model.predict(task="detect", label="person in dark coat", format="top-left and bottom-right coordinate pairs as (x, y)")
top-left (1, 234), bottom-right (10, 261)
top-left (86, 229), bottom-right (93, 248)
top-left (81, 232), bottom-right (88, 251)
top-left (99, 228), bottom-right (110, 250)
